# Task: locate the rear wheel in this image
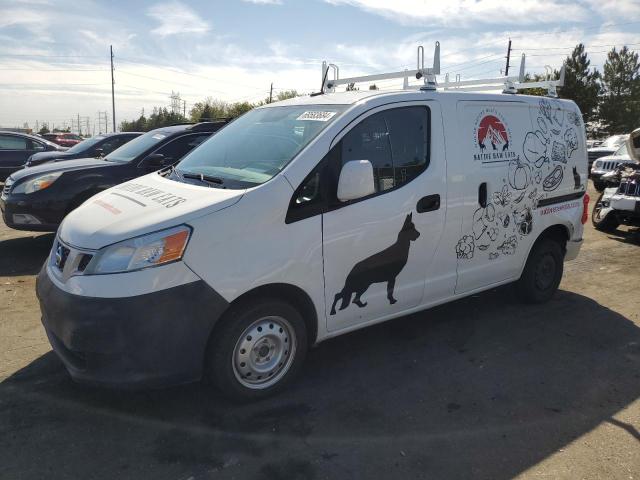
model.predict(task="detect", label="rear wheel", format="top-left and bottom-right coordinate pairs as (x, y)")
top-left (592, 192), bottom-right (619, 233)
top-left (206, 299), bottom-right (307, 401)
top-left (516, 238), bottom-right (564, 304)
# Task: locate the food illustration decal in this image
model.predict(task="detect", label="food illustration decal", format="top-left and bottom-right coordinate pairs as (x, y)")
top-left (458, 100), bottom-right (584, 261)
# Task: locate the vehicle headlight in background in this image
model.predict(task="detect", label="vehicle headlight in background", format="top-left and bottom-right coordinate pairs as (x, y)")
top-left (12, 172), bottom-right (62, 194)
top-left (84, 225), bottom-right (191, 274)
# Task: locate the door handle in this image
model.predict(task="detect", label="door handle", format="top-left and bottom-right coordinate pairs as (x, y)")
top-left (417, 194), bottom-right (440, 213)
top-left (478, 182), bottom-right (487, 208)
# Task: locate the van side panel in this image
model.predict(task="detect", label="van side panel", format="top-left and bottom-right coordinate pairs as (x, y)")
top-left (453, 100), bottom-right (535, 293)
top-left (453, 97), bottom-right (586, 294)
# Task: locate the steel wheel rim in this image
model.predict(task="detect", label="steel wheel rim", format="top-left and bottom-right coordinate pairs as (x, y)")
top-left (232, 315), bottom-right (296, 390)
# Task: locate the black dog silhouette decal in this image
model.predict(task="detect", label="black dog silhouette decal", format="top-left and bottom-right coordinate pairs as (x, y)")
top-left (330, 213), bottom-right (420, 315)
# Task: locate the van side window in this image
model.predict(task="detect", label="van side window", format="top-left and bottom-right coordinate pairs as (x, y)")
top-left (340, 106), bottom-right (430, 193)
top-left (385, 107), bottom-right (430, 186)
top-left (341, 113), bottom-right (393, 192)
top-left (285, 106), bottom-right (430, 224)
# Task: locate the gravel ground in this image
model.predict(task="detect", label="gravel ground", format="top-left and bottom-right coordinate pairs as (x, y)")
top-left (0, 181), bottom-right (638, 480)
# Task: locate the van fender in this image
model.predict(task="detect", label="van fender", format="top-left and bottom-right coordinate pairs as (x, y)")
top-left (516, 223), bottom-right (571, 280)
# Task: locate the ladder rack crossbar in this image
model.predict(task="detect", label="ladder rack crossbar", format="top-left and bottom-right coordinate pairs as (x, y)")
top-left (327, 69), bottom-right (435, 87)
top-left (320, 43), bottom-right (564, 97)
top-left (441, 75), bottom-right (522, 88)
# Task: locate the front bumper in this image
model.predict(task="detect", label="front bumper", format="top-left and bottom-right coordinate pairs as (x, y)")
top-left (36, 264), bottom-right (229, 388)
top-left (1, 193), bottom-right (61, 231)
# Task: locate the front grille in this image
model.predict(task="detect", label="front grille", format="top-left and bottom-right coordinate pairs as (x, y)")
top-left (77, 254), bottom-right (93, 272)
top-left (618, 180), bottom-right (640, 197)
top-left (2, 179), bottom-right (12, 196)
top-left (601, 160), bottom-right (620, 171)
top-left (49, 237), bottom-right (96, 281)
top-left (54, 241), bottom-right (71, 271)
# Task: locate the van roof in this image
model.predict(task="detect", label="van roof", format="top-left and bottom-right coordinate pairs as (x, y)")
top-left (267, 89), bottom-right (579, 108)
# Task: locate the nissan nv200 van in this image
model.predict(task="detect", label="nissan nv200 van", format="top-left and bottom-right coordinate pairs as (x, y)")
top-left (36, 83), bottom-right (588, 399)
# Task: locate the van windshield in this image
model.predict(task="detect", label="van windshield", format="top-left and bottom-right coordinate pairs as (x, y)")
top-left (174, 105), bottom-right (347, 188)
top-left (106, 130), bottom-right (169, 163)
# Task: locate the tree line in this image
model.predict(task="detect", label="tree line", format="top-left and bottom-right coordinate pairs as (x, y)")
top-left (522, 44), bottom-right (639, 136)
top-left (119, 90), bottom-right (299, 132)
top-left (121, 45), bottom-right (639, 138)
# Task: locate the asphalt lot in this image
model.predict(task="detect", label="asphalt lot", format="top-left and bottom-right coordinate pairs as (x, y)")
top-left (1, 181), bottom-right (639, 480)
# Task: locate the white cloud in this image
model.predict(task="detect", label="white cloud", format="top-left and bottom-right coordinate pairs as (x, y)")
top-left (147, 1), bottom-right (210, 37)
top-left (325, 0), bottom-right (589, 26)
top-left (241, 0), bottom-right (283, 4)
top-left (582, 0), bottom-right (640, 21)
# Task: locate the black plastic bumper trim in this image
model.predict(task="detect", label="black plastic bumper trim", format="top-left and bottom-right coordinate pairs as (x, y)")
top-left (537, 191), bottom-right (585, 208)
top-left (36, 264), bottom-right (229, 388)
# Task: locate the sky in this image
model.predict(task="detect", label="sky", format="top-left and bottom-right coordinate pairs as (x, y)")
top-left (0, 0), bottom-right (639, 133)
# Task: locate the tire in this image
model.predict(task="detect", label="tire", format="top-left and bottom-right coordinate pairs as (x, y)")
top-left (591, 192), bottom-right (619, 233)
top-left (206, 298), bottom-right (308, 401)
top-left (516, 238), bottom-right (564, 304)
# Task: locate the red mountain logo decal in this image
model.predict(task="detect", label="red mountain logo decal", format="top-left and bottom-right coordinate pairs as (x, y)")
top-left (478, 115), bottom-right (510, 151)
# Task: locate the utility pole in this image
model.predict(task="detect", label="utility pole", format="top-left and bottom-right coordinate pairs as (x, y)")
top-left (269, 83), bottom-right (273, 104)
top-left (183, 100), bottom-right (187, 117)
top-left (77, 113), bottom-right (81, 136)
top-left (505, 38), bottom-right (512, 76)
top-left (110, 45), bottom-right (116, 132)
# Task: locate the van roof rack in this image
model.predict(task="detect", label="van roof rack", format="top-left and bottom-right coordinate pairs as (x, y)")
top-left (321, 43), bottom-right (565, 98)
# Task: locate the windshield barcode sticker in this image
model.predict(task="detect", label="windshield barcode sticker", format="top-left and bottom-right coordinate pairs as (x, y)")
top-left (297, 111), bottom-right (337, 122)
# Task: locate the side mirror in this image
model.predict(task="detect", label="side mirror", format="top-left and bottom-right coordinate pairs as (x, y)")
top-left (337, 160), bottom-right (375, 202)
top-left (145, 153), bottom-right (166, 167)
top-left (94, 148), bottom-right (104, 157)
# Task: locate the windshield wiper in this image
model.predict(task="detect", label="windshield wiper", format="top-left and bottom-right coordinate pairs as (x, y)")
top-left (182, 172), bottom-right (224, 185)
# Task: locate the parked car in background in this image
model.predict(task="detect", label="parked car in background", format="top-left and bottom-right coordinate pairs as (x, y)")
top-left (1, 122), bottom-right (226, 231)
top-left (0, 131), bottom-right (66, 181)
top-left (588, 134), bottom-right (628, 173)
top-left (586, 139), bottom-right (602, 149)
top-left (42, 132), bottom-right (83, 147)
top-left (26, 132), bottom-right (143, 167)
top-left (590, 142), bottom-right (633, 191)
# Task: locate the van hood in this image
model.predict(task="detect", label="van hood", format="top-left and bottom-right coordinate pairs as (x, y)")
top-left (59, 172), bottom-right (245, 250)
top-left (596, 153), bottom-right (631, 163)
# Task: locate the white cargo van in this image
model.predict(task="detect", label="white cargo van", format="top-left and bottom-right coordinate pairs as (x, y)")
top-left (36, 47), bottom-right (589, 399)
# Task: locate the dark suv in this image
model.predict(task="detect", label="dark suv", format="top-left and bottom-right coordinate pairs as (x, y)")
top-left (1, 122), bottom-right (226, 231)
top-left (26, 132), bottom-right (142, 167)
top-left (0, 131), bottom-right (65, 181)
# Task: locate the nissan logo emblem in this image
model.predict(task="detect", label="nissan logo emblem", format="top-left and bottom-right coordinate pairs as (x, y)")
top-left (54, 244), bottom-right (63, 268)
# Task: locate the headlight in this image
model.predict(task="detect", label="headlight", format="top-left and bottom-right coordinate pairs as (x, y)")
top-left (84, 225), bottom-right (191, 274)
top-left (12, 172), bottom-right (62, 194)
top-left (593, 161), bottom-right (601, 168)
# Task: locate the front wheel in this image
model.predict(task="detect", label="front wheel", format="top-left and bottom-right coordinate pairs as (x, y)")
top-left (592, 192), bottom-right (619, 233)
top-left (206, 299), bottom-right (308, 401)
top-left (516, 238), bottom-right (564, 304)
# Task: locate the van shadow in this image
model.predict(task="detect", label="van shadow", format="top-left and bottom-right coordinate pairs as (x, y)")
top-left (1, 288), bottom-right (639, 480)
top-left (0, 233), bottom-right (54, 276)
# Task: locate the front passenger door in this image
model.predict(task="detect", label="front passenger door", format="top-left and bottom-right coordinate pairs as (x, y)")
top-left (321, 103), bottom-right (446, 332)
